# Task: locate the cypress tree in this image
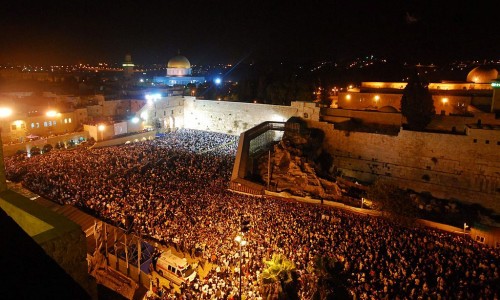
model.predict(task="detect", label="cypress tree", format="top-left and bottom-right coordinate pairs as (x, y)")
top-left (401, 69), bottom-right (435, 130)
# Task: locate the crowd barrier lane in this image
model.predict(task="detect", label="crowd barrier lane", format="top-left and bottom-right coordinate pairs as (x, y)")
top-left (262, 190), bottom-right (464, 235)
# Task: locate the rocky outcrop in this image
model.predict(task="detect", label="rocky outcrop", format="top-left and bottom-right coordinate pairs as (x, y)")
top-left (258, 127), bottom-right (341, 200)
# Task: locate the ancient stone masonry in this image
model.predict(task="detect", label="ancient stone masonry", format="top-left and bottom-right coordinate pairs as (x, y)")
top-left (256, 124), bottom-right (341, 200)
top-left (309, 120), bottom-right (500, 212)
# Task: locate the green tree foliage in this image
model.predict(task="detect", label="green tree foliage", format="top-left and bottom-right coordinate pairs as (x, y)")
top-left (367, 180), bottom-right (417, 222)
top-left (260, 254), bottom-right (299, 300)
top-left (400, 69), bottom-right (435, 130)
top-left (307, 255), bottom-right (350, 300)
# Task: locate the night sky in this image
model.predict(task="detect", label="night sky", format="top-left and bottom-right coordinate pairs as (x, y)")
top-left (1, 0), bottom-right (498, 65)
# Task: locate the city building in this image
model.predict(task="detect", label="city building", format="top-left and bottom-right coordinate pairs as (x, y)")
top-left (336, 65), bottom-right (500, 115)
top-left (153, 54), bottom-right (205, 86)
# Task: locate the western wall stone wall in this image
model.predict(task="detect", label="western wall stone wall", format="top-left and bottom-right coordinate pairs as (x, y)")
top-left (309, 121), bottom-right (500, 212)
top-left (183, 98), bottom-right (303, 135)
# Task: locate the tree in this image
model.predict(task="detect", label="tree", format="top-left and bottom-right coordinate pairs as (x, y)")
top-left (260, 254), bottom-right (299, 300)
top-left (367, 180), bottom-right (417, 222)
top-left (307, 255), bottom-right (350, 300)
top-left (42, 144), bottom-right (53, 153)
top-left (319, 86), bottom-right (331, 107)
top-left (30, 146), bottom-right (41, 156)
top-left (400, 69), bottom-right (435, 130)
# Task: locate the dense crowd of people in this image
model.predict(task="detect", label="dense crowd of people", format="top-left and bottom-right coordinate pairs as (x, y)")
top-left (5, 128), bottom-right (500, 299)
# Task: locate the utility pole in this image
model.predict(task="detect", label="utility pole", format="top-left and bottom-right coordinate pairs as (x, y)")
top-left (267, 149), bottom-right (271, 189)
top-left (104, 222), bottom-right (108, 265)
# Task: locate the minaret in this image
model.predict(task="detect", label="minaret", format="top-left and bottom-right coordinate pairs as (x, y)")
top-left (492, 78), bottom-right (500, 112)
top-left (122, 54), bottom-right (135, 79)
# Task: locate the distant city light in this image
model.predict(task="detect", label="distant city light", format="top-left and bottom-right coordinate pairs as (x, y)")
top-left (214, 78), bottom-right (222, 85)
top-left (139, 78), bottom-right (144, 83)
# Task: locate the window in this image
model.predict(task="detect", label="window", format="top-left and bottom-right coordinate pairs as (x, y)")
top-left (48, 121), bottom-right (52, 126)
top-left (31, 123), bottom-right (35, 129)
top-left (497, 141), bottom-right (500, 146)
top-left (486, 140), bottom-right (490, 144)
top-left (11, 125), bottom-right (16, 130)
top-left (68, 118), bottom-right (72, 123)
top-left (44, 122), bottom-right (48, 127)
top-left (64, 118), bottom-right (68, 124)
top-left (36, 123), bottom-right (40, 128)
top-left (473, 139), bottom-right (477, 143)
top-left (164, 110), bottom-right (166, 116)
top-left (303, 113), bottom-right (309, 118)
top-left (171, 110), bottom-right (174, 115)
top-left (476, 235), bottom-right (485, 243)
top-left (53, 121), bottom-right (56, 126)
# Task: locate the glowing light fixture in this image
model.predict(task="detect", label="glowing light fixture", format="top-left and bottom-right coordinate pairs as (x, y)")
top-left (46, 110), bottom-right (57, 117)
top-left (131, 117), bottom-right (140, 124)
top-left (346, 94), bottom-right (351, 100)
top-left (442, 98), bottom-right (448, 104)
top-left (214, 78), bottom-right (222, 85)
top-left (145, 93), bottom-right (161, 104)
top-left (0, 107), bottom-right (13, 118)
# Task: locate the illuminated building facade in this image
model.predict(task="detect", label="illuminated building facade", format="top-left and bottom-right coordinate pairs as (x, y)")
top-left (337, 65), bottom-right (500, 115)
top-left (154, 54), bottom-right (205, 86)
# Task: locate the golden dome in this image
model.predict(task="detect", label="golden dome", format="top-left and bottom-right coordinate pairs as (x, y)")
top-left (167, 55), bottom-right (191, 69)
top-left (466, 66), bottom-right (499, 83)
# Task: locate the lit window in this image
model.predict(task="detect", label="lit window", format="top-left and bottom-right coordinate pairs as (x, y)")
top-left (64, 118), bottom-right (67, 124)
top-left (53, 121), bottom-right (56, 126)
top-left (36, 123), bottom-right (40, 128)
top-left (31, 123), bottom-right (35, 129)
top-left (48, 121), bottom-right (52, 126)
top-left (68, 118), bottom-right (72, 123)
top-left (44, 122), bottom-right (48, 127)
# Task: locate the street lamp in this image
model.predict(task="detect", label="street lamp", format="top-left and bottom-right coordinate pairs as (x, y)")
top-left (98, 124), bottom-right (105, 141)
top-left (234, 234), bottom-right (247, 299)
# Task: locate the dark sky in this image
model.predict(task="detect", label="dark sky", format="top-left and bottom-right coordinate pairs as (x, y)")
top-left (0, 0), bottom-right (498, 65)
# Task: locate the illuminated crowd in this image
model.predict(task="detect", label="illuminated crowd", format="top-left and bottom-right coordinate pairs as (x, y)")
top-left (5, 129), bottom-right (500, 300)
